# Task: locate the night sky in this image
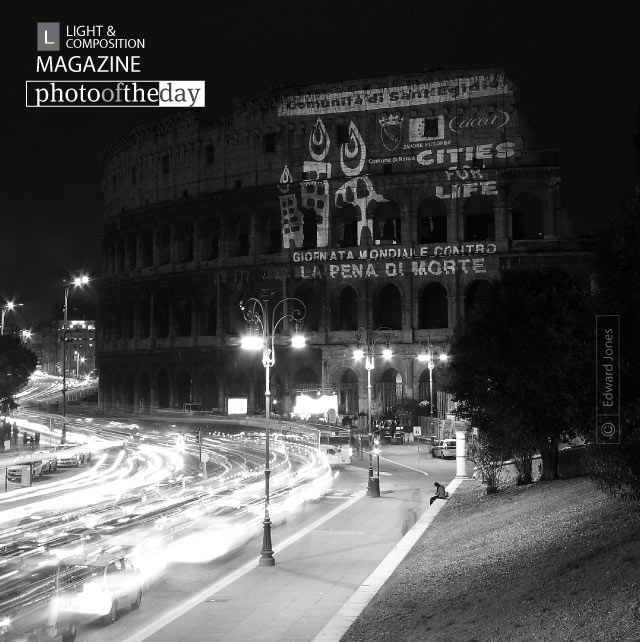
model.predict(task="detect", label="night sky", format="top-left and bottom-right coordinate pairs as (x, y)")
top-left (4, 1), bottom-right (638, 326)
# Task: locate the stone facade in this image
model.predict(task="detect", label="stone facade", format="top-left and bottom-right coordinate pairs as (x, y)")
top-left (97, 68), bottom-right (590, 417)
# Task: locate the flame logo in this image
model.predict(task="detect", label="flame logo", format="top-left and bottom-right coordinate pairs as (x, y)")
top-left (278, 164), bottom-right (293, 193)
top-left (309, 117), bottom-right (330, 161)
top-left (340, 121), bottom-right (366, 177)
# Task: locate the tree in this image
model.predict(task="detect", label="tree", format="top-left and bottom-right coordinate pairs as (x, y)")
top-left (442, 268), bottom-right (593, 481)
top-left (0, 335), bottom-right (38, 413)
top-left (589, 192), bottom-right (640, 499)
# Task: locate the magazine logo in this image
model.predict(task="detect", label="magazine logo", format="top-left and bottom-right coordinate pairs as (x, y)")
top-left (448, 110), bottom-right (510, 133)
top-left (37, 23), bottom-right (60, 51)
top-left (25, 80), bottom-right (205, 107)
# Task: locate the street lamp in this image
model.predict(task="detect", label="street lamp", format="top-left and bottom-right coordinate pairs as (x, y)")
top-left (240, 290), bottom-right (306, 567)
top-left (75, 352), bottom-right (85, 378)
top-left (1, 301), bottom-right (23, 336)
top-left (62, 275), bottom-right (89, 443)
top-left (354, 326), bottom-right (393, 498)
top-left (417, 341), bottom-right (448, 439)
top-left (21, 330), bottom-right (32, 345)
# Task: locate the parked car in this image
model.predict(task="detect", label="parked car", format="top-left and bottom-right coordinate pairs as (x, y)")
top-left (0, 555), bottom-right (82, 642)
top-left (7, 452), bottom-right (55, 481)
top-left (68, 553), bottom-right (143, 624)
top-left (432, 438), bottom-right (457, 459)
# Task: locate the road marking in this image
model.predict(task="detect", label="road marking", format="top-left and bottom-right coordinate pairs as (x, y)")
top-left (122, 489), bottom-right (366, 642)
top-left (378, 455), bottom-right (430, 476)
top-left (312, 477), bottom-right (467, 642)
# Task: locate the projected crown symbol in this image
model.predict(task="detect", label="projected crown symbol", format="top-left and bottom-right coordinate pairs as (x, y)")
top-left (379, 114), bottom-right (404, 126)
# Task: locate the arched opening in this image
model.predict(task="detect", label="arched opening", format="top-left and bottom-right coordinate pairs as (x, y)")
top-left (140, 229), bottom-right (153, 267)
top-left (293, 286), bottom-right (319, 332)
top-left (127, 234), bottom-right (137, 270)
top-left (464, 195), bottom-right (495, 241)
top-left (175, 370), bottom-right (191, 408)
top-left (158, 225), bottom-right (171, 265)
top-left (199, 296), bottom-right (217, 336)
top-left (200, 369), bottom-right (218, 410)
top-left (156, 370), bottom-right (170, 408)
top-left (234, 216), bottom-right (251, 257)
top-left (139, 297), bottom-right (151, 339)
top-left (332, 202), bottom-right (358, 247)
top-left (174, 297), bottom-right (192, 337)
top-left (417, 197), bottom-right (448, 243)
top-left (155, 296), bottom-right (170, 338)
top-left (200, 218), bottom-right (219, 260)
top-left (378, 368), bottom-right (403, 415)
top-left (378, 284), bottom-right (402, 330)
top-left (123, 303), bottom-right (134, 339)
top-left (512, 192), bottom-right (544, 239)
top-left (371, 200), bottom-right (401, 244)
top-left (261, 211), bottom-right (282, 254)
top-left (339, 369), bottom-right (359, 415)
top-left (420, 283), bottom-right (448, 329)
top-left (177, 222), bottom-right (194, 263)
top-left (336, 286), bottom-right (358, 331)
top-left (228, 370), bottom-right (248, 398)
top-left (302, 209), bottom-right (319, 249)
top-left (293, 366), bottom-right (320, 395)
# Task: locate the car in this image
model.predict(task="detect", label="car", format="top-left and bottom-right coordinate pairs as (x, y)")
top-left (432, 438), bottom-right (457, 459)
top-left (43, 528), bottom-right (107, 565)
top-left (51, 443), bottom-right (91, 467)
top-left (7, 453), bottom-right (54, 481)
top-left (68, 553), bottom-right (143, 624)
top-left (0, 555), bottom-right (82, 642)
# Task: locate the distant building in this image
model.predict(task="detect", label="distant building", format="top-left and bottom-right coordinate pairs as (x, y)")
top-left (41, 320), bottom-right (96, 379)
top-left (97, 68), bottom-right (591, 417)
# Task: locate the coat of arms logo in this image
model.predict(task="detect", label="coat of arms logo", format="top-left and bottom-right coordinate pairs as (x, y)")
top-left (379, 113), bottom-right (404, 152)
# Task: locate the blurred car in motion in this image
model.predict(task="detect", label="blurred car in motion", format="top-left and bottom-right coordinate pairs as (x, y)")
top-left (0, 555), bottom-right (82, 642)
top-left (43, 528), bottom-right (107, 565)
top-left (68, 553), bottom-right (143, 624)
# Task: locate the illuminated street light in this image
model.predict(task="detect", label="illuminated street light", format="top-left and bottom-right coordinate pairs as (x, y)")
top-left (1, 301), bottom-right (23, 336)
top-left (62, 275), bottom-right (89, 443)
top-left (240, 290), bottom-right (306, 567)
top-left (417, 340), bottom-right (449, 439)
top-left (21, 329), bottom-right (32, 345)
top-left (353, 326), bottom-right (393, 498)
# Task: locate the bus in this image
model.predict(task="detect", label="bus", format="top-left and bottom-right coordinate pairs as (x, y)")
top-left (318, 429), bottom-right (352, 467)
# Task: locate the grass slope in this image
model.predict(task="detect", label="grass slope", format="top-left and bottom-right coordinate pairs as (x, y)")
top-left (342, 477), bottom-right (640, 642)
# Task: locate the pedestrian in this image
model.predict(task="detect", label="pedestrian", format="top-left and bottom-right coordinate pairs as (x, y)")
top-left (430, 481), bottom-right (448, 505)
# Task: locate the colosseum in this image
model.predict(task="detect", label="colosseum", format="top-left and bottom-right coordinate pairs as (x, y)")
top-left (97, 67), bottom-right (589, 421)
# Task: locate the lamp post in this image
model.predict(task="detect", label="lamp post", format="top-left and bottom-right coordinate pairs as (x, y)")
top-left (417, 341), bottom-right (448, 439)
top-left (1, 302), bottom-right (23, 336)
top-left (21, 330), bottom-right (32, 346)
top-left (62, 276), bottom-right (89, 443)
top-left (354, 327), bottom-right (393, 498)
top-left (75, 352), bottom-right (85, 378)
top-left (240, 291), bottom-right (306, 567)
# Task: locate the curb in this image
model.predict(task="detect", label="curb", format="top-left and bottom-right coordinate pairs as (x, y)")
top-left (312, 477), bottom-right (470, 642)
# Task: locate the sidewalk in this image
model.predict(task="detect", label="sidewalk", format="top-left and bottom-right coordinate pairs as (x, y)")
top-left (129, 445), bottom-right (468, 642)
